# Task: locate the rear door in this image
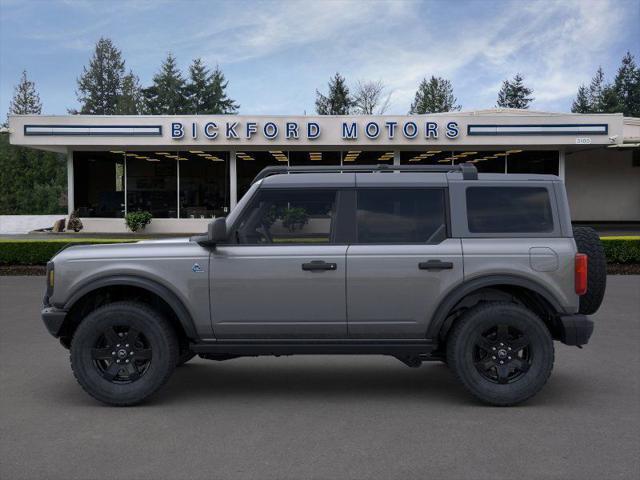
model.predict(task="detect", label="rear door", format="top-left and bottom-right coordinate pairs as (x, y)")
top-left (346, 184), bottom-right (463, 338)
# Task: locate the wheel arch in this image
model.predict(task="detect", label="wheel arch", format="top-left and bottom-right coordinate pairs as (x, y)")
top-left (427, 274), bottom-right (565, 342)
top-left (59, 275), bottom-right (197, 347)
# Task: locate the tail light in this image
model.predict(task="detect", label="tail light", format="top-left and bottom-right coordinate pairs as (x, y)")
top-left (575, 253), bottom-right (588, 295)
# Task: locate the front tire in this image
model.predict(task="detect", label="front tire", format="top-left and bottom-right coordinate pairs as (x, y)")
top-left (447, 302), bottom-right (554, 406)
top-left (70, 301), bottom-right (178, 406)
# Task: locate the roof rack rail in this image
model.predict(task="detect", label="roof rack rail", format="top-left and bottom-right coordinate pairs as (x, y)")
top-left (251, 162), bottom-right (478, 184)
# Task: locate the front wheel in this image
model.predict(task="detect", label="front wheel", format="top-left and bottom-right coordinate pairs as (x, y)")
top-left (70, 301), bottom-right (178, 406)
top-left (446, 302), bottom-right (554, 406)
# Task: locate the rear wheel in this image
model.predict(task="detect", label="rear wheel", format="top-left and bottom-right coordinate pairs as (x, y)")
top-left (70, 301), bottom-right (178, 406)
top-left (447, 302), bottom-right (554, 406)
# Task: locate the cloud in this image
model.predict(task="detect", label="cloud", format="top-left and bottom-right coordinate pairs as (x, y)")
top-left (1, 0), bottom-right (637, 115)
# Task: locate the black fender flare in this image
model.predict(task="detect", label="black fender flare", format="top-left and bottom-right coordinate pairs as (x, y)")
top-left (62, 275), bottom-right (198, 339)
top-left (426, 274), bottom-right (566, 340)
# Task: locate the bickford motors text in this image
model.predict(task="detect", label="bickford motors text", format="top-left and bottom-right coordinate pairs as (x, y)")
top-left (171, 120), bottom-right (460, 141)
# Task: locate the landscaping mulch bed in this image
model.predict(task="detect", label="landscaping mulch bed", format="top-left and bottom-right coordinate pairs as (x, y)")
top-left (607, 263), bottom-right (640, 275)
top-left (1, 263), bottom-right (639, 276)
top-left (0, 265), bottom-right (46, 276)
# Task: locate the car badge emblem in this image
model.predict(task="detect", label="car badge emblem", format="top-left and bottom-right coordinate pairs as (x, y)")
top-left (192, 263), bottom-right (204, 273)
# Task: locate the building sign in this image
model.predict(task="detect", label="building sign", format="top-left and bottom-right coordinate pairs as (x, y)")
top-left (170, 120), bottom-right (461, 141)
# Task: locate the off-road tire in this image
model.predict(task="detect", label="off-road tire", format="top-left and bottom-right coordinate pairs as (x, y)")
top-left (70, 301), bottom-right (178, 406)
top-left (573, 226), bottom-right (606, 315)
top-left (447, 302), bottom-right (554, 406)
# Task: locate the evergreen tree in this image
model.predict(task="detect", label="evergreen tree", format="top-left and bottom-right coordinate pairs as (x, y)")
top-left (587, 67), bottom-right (607, 112)
top-left (9, 70), bottom-right (42, 116)
top-left (186, 58), bottom-right (209, 114)
top-left (409, 76), bottom-right (460, 114)
top-left (75, 37), bottom-right (126, 114)
top-left (496, 73), bottom-right (534, 109)
top-left (0, 135), bottom-right (67, 214)
top-left (185, 59), bottom-right (239, 114)
top-left (571, 85), bottom-right (591, 113)
top-left (315, 73), bottom-right (353, 115)
top-left (143, 53), bottom-right (188, 114)
top-left (613, 51), bottom-right (640, 117)
top-left (116, 71), bottom-right (144, 115)
top-left (207, 65), bottom-right (239, 114)
top-left (1, 72), bottom-right (66, 214)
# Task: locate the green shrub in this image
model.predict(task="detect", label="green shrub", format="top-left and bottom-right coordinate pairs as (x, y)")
top-left (125, 211), bottom-right (152, 232)
top-left (0, 239), bottom-right (139, 265)
top-left (601, 237), bottom-right (640, 264)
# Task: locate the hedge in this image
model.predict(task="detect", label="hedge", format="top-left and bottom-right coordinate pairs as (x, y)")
top-left (1, 236), bottom-right (639, 266)
top-left (0, 239), bottom-right (139, 265)
top-left (600, 237), bottom-right (640, 264)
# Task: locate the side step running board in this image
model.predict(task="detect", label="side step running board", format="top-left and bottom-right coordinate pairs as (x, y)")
top-left (190, 339), bottom-right (438, 357)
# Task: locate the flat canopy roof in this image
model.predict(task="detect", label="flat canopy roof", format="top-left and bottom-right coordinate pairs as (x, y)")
top-left (7, 109), bottom-right (631, 154)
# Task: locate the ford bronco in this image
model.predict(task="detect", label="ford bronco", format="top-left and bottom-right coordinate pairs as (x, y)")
top-left (41, 163), bottom-right (606, 406)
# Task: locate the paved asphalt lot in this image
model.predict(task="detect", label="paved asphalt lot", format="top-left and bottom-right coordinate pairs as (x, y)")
top-left (1, 276), bottom-right (638, 480)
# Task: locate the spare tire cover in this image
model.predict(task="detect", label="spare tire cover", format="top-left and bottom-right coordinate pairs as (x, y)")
top-left (573, 227), bottom-right (607, 315)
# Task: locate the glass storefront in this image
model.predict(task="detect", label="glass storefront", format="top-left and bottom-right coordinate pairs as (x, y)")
top-left (401, 150), bottom-right (558, 175)
top-left (74, 151), bottom-right (125, 217)
top-left (179, 151), bottom-right (229, 218)
top-left (126, 153), bottom-right (177, 218)
top-left (73, 148), bottom-right (560, 218)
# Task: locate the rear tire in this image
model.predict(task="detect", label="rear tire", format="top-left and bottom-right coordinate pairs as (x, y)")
top-left (573, 226), bottom-right (606, 315)
top-left (447, 302), bottom-right (554, 406)
top-left (70, 301), bottom-right (178, 406)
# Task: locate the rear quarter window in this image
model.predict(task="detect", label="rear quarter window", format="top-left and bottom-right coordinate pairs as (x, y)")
top-left (466, 186), bottom-right (554, 233)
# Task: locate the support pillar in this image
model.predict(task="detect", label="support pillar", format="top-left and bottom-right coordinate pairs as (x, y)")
top-left (559, 148), bottom-right (566, 180)
top-left (229, 150), bottom-right (237, 210)
top-left (66, 149), bottom-right (74, 216)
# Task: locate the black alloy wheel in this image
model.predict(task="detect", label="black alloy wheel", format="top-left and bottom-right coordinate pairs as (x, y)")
top-left (71, 301), bottom-right (178, 406)
top-left (446, 302), bottom-right (554, 406)
top-left (91, 325), bottom-right (152, 383)
top-left (473, 324), bottom-right (531, 384)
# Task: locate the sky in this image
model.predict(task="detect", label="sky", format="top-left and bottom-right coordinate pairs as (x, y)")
top-left (0, 0), bottom-right (638, 117)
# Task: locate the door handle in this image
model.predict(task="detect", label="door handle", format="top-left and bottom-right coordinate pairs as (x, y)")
top-left (418, 260), bottom-right (454, 271)
top-left (302, 260), bottom-right (337, 271)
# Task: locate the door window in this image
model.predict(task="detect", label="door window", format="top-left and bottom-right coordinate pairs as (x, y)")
top-left (356, 189), bottom-right (447, 244)
top-left (234, 189), bottom-right (337, 244)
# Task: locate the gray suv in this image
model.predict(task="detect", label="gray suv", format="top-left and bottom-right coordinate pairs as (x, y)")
top-left (41, 163), bottom-right (606, 406)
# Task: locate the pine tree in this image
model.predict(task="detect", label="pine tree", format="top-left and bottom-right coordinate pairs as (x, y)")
top-left (1, 72), bottom-right (66, 214)
top-left (207, 65), bottom-right (239, 114)
top-left (587, 67), bottom-right (607, 112)
top-left (186, 58), bottom-right (209, 114)
top-left (9, 70), bottom-right (42, 116)
top-left (571, 85), bottom-right (591, 113)
top-left (496, 74), bottom-right (534, 109)
top-left (409, 76), bottom-right (460, 114)
top-left (185, 59), bottom-right (239, 114)
top-left (613, 51), bottom-right (640, 117)
top-left (116, 71), bottom-right (144, 114)
top-left (143, 53), bottom-right (188, 114)
top-left (75, 37), bottom-right (126, 114)
top-left (315, 73), bottom-right (353, 115)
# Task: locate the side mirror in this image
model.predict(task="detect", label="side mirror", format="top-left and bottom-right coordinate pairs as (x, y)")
top-left (208, 217), bottom-right (227, 245)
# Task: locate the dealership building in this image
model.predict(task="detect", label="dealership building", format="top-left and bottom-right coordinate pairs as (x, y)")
top-left (8, 109), bottom-right (640, 233)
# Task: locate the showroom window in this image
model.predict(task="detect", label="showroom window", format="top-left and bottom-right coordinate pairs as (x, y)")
top-left (73, 151), bottom-right (125, 218)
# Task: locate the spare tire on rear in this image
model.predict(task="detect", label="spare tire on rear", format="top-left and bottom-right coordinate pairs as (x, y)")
top-left (573, 227), bottom-right (606, 315)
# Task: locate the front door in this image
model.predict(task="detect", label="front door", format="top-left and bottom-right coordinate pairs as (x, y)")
top-left (211, 188), bottom-right (347, 338)
top-left (346, 187), bottom-right (464, 338)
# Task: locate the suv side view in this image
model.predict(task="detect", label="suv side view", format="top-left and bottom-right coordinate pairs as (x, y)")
top-left (41, 164), bottom-right (606, 406)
